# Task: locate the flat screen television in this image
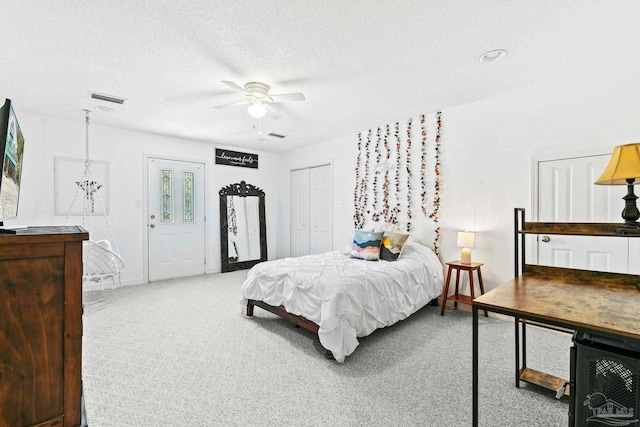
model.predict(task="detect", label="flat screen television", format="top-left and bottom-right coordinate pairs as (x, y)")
top-left (0, 98), bottom-right (25, 230)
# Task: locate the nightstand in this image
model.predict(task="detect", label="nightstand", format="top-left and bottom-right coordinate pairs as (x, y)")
top-left (440, 260), bottom-right (487, 316)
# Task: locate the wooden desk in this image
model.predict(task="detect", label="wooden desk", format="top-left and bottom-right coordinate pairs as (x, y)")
top-left (471, 265), bottom-right (640, 426)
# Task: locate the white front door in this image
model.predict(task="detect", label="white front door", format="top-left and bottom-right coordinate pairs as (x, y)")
top-left (148, 158), bottom-right (205, 281)
top-left (537, 155), bottom-right (629, 273)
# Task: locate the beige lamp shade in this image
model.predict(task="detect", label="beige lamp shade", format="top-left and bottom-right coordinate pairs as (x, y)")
top-left (595, 143), bottom-right (640, 185)
top-left (457, 231), bottom-right (476, 248)
top-left (457, 231), bottom-right (475, 264)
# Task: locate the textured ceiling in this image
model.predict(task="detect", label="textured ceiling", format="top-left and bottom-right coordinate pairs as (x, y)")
top-left (3, 1), bottom-right (640, 153)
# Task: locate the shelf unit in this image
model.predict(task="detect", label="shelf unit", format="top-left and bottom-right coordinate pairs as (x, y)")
top-left (513, 208), bottom-right (640, 397)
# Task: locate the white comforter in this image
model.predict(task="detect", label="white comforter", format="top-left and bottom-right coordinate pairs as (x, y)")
top-left (239, 238), bottom-right (443, 362)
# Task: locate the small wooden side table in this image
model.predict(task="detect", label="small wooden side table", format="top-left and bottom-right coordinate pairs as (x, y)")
top-left (440, 260), bottom-right (486, 316)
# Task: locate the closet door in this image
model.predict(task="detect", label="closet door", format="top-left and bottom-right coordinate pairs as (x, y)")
top-left (309, 165), bottom-right (332, 254)
top-left (291, 164), bottom-right (332, 257)
top-left (291, 168), bottom-right (310, 257)
top-left (537, 155), bottom-right (629, 273)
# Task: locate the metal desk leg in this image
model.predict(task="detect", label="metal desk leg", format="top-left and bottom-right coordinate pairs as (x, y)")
top-left (476, 268), bottom-right (488, 317)
top-left (515, 315), bottom-right (520, 388)
top-left (473, 305), bottom-right (479, 427)
top-left (522, 321), bottom-right (527, 372)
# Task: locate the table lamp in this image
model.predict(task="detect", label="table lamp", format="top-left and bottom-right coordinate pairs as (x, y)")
top-left (595, 143), bottom-right (640, 234)
top-left (457, 231), bottom-right (476, 264)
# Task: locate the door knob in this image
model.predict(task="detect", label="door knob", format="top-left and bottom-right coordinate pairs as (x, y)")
top-left (541, 235), bottom-right (550, 243)
top-left (150, 224), bottom-right (156, 228)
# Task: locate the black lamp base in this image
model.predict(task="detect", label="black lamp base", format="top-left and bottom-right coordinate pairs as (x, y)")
top-left (617, 178), bottom-right (640, 234)
top-left (615, 223), bottom-right (640, 234)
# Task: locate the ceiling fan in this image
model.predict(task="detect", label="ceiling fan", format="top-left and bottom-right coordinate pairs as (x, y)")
top-left (212, 81), bottom-right (305, 119)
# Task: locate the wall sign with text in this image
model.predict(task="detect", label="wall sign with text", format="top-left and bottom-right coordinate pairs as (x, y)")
top-left (215, 149), bottom-right (259, 169)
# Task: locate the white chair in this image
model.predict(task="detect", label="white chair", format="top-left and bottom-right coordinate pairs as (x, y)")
top-left (83, 239), bottom-right (125, 290)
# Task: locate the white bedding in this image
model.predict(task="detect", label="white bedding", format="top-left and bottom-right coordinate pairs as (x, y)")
top-left (239, 238), bottom-right (444, 362)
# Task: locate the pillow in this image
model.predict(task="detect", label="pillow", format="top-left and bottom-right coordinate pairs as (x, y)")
top-left (351, 230), bottom-right (384, 261)
top-left (380, 232), bottom-right (410, 261)
top-left (386, 223), bottom-right (403, 234)
top-left (370, 222), bottom-right (391, 233)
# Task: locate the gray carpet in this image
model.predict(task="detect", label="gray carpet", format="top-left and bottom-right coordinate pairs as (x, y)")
top-left (82, 271), bottom-right (572, 426)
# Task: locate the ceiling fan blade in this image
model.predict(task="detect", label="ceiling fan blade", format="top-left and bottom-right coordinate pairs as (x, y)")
top-left (212, 100), bottom-right (251, 109)
top-left (268, 92), bottom-right (305, 103)
top-left (264, 103), bottom-right (283, 120)
top-left (221, 80), bottom-right (248, 94)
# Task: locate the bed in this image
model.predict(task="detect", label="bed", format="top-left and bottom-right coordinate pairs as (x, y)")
top-left (239, 237), bottom-right (444, 362)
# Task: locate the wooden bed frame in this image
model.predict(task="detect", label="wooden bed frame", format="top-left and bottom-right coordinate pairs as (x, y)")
top-left (246, 297), bottom-right (440, 336)
top-left (247, 299), bottom-right (320, 333)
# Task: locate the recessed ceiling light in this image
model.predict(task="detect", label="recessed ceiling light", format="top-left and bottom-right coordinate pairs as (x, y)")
top-left (94, 105), bottom-right (114, 113)
top-left (479, 49), bottom-right (508, 63)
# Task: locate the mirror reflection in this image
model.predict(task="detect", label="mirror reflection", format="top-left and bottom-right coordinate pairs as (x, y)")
top-left (219, 181), bottom-right (267, 272)
top-left (227, 195), bottom-right (261, 262)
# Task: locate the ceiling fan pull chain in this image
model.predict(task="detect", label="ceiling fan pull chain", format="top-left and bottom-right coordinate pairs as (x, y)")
top-left (84, 109), bottom-right (91, 165)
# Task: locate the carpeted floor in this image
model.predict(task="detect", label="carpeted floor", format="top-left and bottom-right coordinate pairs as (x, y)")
top-left (82, 271), bottom-right (572, 426)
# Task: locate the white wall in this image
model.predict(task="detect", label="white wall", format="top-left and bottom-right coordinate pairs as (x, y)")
top-left (9, 68), bottom-right (640, 292)
top-left (279, 69), bottom-right (640, 293)
top-left (440, 69), bottom-right (640, 292)
top-left (7, 112), bottom-right (278, 284)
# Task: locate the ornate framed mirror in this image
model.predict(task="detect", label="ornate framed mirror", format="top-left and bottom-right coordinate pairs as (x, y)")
top-left (219, 181), bottom-right (267, 272)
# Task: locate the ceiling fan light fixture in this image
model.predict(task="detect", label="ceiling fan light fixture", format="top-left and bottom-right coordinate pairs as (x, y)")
top-left (247, 102), bottom-right (267, 118)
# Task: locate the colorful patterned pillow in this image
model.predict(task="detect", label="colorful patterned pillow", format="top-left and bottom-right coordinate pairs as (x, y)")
top-left (351, 230), bottom-right (384, 261)
top-left (380, 232), bottom-right (410, 261)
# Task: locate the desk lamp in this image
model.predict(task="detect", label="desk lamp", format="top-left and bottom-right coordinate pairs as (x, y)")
top-left (457, 231), bottom-right (476, 264)
top-left (595, 143), bottom-right (640, 234)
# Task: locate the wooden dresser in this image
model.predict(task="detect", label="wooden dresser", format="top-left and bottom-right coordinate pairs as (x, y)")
top-left (0, 226), bottom-right (88, 427)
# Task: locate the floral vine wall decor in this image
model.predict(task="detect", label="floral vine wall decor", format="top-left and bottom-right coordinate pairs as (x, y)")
top-left (364, 129), bottom-right (371, 218)
top-left (429, 111), bottom-right (443, 255)
top-left (393, 122), bottom-right (401, 224)
top-left (372, 127), bottom-right (382, 222)
top-left (420, 114), bottom-right (428, 216)
top-left (353, 132), bottom-right (364, 229)
top-left (406, 118), bottom-right (413, 231)
top-left (352, 111), bottom-right (443, 255)
top-left (382, 124), bottom-right (391, 223)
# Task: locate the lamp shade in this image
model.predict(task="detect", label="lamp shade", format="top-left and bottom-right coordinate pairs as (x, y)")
top-left (595, 143), bottom-right (640, 185)
top-left (457, 231), bottom-right (475, 248)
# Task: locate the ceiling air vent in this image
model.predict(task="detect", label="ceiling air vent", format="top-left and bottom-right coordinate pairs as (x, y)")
top-left (90, 92), bottom-right (125, 104)
top-left (268, 133), bottom-right (286, 139)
